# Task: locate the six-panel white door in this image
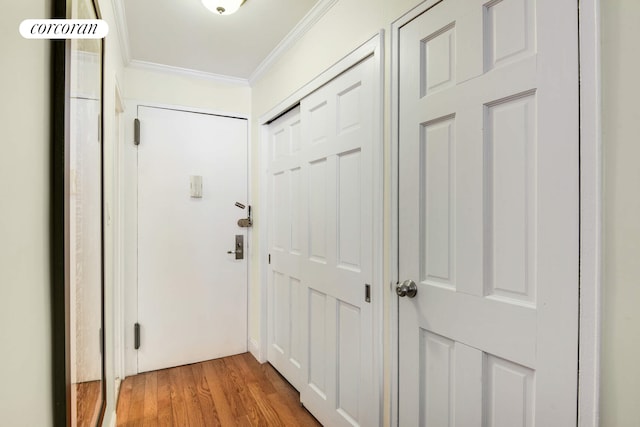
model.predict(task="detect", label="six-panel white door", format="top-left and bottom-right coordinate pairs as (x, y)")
top-left (268, 57), bottom-right (377, 427)
top-left (137, 106), bottom-right (248, 373)
top-left (267, 106), bottom-right (305, 391)
top-left (398, 0), bottom-right (579, 425)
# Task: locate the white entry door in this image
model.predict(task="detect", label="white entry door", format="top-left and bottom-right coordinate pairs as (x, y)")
top-left (398, 0), bottom-right (579, 425)
top-left (137, 106), bottom-right (248, 373)
top-left (267, 57), bottom-right (378, 427)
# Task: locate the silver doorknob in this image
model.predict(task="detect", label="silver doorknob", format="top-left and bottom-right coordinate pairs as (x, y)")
top-left (396, 280), bottom-right (417, 298)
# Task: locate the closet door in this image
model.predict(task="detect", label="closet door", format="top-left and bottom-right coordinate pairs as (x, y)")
top-left (299, 57), bottom-right (375, 427)
top-left (267, 106), bottom-right (305, 391)
top-left (267, 56), bottom-right (377, 427)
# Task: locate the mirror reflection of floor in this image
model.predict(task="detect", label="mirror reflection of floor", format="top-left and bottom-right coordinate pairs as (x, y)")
top-left (75, 380), bottom-right (101, 427)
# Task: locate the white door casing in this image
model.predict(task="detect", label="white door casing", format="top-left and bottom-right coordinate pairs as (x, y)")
top-left (397, 0), bottom-right (579, 426)
top-left (267, 56), bottom-right (377, 427)
top-left (137, 106), bottom-right (248, 373)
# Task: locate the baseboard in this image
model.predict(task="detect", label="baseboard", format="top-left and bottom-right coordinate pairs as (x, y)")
top-left (248, 338), bottom-right (265, 363)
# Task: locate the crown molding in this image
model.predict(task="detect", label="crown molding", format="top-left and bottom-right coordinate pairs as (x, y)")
top-left (128, 60), bottom-right (250, 86)
top-left (248, 0), bottom-right (338, 85)
top-left (111, 0), bottom-right (132, 65)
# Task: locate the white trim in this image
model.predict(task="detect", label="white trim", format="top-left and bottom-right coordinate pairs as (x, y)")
top-left (248, 0), bottom-right (338, 85)
top-left (389, 1), bottom-right (601, 426)
top-left (578, 0), bottom-right (602, 425)
top-left (248, 338), bottom-right (262, 362)
top-left (257, 123), bottom-right (270, 365)
top-left (128, 60), bottom-right (250, 86)
top-left (258, 34), bottom-right (383, 125)
top-left (111, 0), bottom-right (131, 65)
top-left (114, 77), bottom-right (125, 113)
top-left (243, 113), bottom-right (256, 363)
top-left (113, 77), bottom-right (126, 390)
top-left (258, 32), bottom-right (385, 425)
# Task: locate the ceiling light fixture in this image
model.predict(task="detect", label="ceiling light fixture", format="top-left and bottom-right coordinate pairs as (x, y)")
top-left (201, 0), bottom-right (246, 15)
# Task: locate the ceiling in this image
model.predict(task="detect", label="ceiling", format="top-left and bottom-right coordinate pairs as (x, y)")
top-left (120, 0), bottom-right (321, 81)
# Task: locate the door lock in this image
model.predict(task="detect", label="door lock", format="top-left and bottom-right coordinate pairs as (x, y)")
top-left (227, 235), bottom-right (244, 259)
top-left (396, 280), bottom-right (417, 298)
top-left (235, 202), bottom-right (253, 228)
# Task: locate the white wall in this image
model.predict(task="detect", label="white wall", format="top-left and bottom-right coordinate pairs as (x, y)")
top-left (600, 1), bottom-right (640, 425)
top-left (124, 66), bottom-right (251, 115)
top-left (0, 1), bottom-right (53, 426)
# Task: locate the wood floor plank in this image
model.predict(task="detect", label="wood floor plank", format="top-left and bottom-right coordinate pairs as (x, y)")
top-left (116, 354), bottom-right (320, 427)
top-left (156, 369), bottom-right (173, 427)
top-left (247, 381), bottom-right (285, 426)
top-left (223, 357), bottom-right (266, 426)
top-left (116, 376), bottom-right (134, 426)
top-left (127, 373), bottom-right (147, 427)
top-left (191, 363), bottom-right (221, 427)
top-left (142, 371), bottom-right (158, 426)
top-left (179, 365), bottom-right (206, 427)
top-left (202, 360), bottom-right (237, 426)
top-left (238, 353), bottom-right (277, 395)
top-left (259, 364), bottom-right (321, 426)
top-left (236, 414), bottom-right (252, 427)
top-left (261, 362), bottom-right (300, 400)
top-left (264, 390), bottom-right (305, 427)
top-left (211, 358), bottom-right (248, 421)
top-left (76, 380), bottom-right (101, 427)
top-left (168, 365), bottom-right (190, 426)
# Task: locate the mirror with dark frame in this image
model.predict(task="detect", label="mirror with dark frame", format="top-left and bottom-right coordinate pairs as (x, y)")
top-left (52, 0), bottom-right (105, 425)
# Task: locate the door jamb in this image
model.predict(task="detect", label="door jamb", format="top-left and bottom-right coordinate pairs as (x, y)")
top-left (389, 1), bottom-right (601, 426)
top-left (257, 31), bottom-right (385, 425)
top-left (113, 77), bottom-right (125, 398)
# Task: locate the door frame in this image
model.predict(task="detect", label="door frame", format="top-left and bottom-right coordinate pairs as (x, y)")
top-left (122, 100), bottom-right (251, 375)
top-left (389, 1), bottom-right (602, 426)
top-left (113, 77), bottom-right (125, 399)
top-left (257, 31), bottom-right (385, 421)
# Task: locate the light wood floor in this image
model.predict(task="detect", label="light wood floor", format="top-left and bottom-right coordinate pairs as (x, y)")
top-left (116, 353), bottom-right (322, 426)
top-left (75, 380), bottom-right (101, 427)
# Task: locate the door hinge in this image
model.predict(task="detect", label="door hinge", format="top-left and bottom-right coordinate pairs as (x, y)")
top-left (365, 284), bottom-right (371, 303)
top-left (134, 118), bottom-right (141, 145)
top-left (134, 323), bottom-right (141, 350)
top-left (268, 254), bottom-right (271, 264)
